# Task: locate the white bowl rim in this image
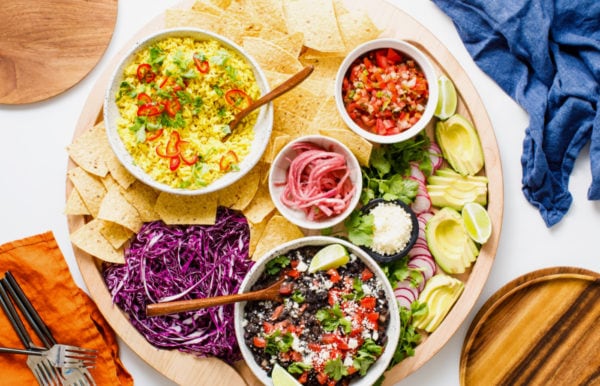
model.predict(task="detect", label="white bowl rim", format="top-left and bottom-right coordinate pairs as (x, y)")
top-left (334, 38), bottom-right (439, 144)
top-left (103, 27), bottom-right (274, 195)
top-left (234, 235), bottom-right (401, 386)
top-left (268, 134), bottom-right (363, 230)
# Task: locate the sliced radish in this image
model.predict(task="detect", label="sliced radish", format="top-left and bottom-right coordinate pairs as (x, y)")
top-left (428, 143), bottom-right (444, 172)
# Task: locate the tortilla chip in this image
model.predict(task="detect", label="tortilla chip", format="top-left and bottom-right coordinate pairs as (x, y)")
top-left (242, 36), bottom-right (303, 73)
top-left (249, 0), bottom-right (288, 33)
top-left (319, 127), bottom-right (373, 167)
top-left (270, 32), bottom-right (305, 58)
top-left (100, 173), bottom-right (119, 191)
top-left (248, 218), bottom-right (267, 259)
top-left (299, 54), bottom-right (343, 84)
top-left (337, 10), bottom-right (381, 53)
top-left (155, 192), bottom-right (218, 225)
top-left (309, 96), bottom-right (346, 131)
top-left (100, 220), bottom-right (134, 249)
top-left (70, 219), bottom-right (124, 264)
top-left (273, 108), bottom-right (315, 138)
top-left (105, 152), bottom-right (136, 189)
top-left (191, 0), bottom-right (225, 15)
top-left (243, 182), bottom-right (275, 224)
top-left (121, 180), bottom-right (160, 222)
top-left (67, 167), bottom-right (106, 217)
top-left (282, 0), bottom-right (344, 53)
top-left (66, 122), bottom-right (110, 177)
top-left (262, 132), bottom-right (291, 164)
top-left (64, 189), bottom-right (91, 216)
top-left (218, 165), bottom-right (262, 210)
top-left (252, 214), bottom-right (304, 260)
top-left (97, 186), bottom-right (143, 233)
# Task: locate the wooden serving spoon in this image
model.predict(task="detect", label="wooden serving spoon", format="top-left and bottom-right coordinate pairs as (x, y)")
top-left (145, 277), bottom-right (286, 317)
top-left (222, 65), bottom-right (315, 141)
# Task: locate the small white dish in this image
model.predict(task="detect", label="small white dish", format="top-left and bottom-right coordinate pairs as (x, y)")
top-left (334, 38), bottom-right (438, 144)
top-left (234, 235), bottom-right (401, 386)
top-left (268, 135), bottom-right (362, 230)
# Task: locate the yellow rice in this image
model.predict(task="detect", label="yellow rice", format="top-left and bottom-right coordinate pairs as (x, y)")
top-left (115, 36), bottom-right (260, 190)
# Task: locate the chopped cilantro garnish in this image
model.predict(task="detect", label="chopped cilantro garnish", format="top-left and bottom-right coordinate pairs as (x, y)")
top-left (212, 85), bottom-right (224, 96)
top-left (353, 339), bottom-right (383, 376)
top-left (344, 211), bottom-right (374, 247)
top-left (291, 291), bottom-right (305, 303)
top-left (287, 362), bottom-right (312, 375)
top-left (265, 330), bottom-right (293, 355)
top-left (265, 255), bottom-right (290, 275)
top-left (316, 304), bottom-right (351, 334)
top-left (324, 358), bottom-right (348, 381)
top-left (148, 46), bottom-right (165, 67)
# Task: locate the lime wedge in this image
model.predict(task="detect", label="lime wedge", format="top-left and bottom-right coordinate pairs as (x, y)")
top-left (272, 363), bottom-right (302, 386)
top-left (308, 244), bottom-right (350, 273)
top-left (461, 202), bottom-right (492, 244)
top-left (434, 75), bottom-right (457, 120)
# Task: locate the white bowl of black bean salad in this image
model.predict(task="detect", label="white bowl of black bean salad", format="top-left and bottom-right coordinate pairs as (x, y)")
top-left (234, 236), bottom-right (400, 386)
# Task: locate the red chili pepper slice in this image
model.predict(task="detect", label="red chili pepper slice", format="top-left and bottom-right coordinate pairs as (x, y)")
top-left (165, 130), bottom-right (181, 157)
top-left (193, 53), bottom-right (209, 73)
top-left (219, 150), bottom-right (238, 171)
top-left (164, 98), bottom-right (181, 117)
top-left (137, 92), bottom-right (152, 105)
top-left (136, 63), bottom-right (156, 83)
top-left (145, 128), bottom-right (163, 142)
top-left (179, 141), bottom-right (199, 165)
top-left (137, 103), bottom-right (164, 117)
top-left (224, 89), bottom-right (251, 110)
top-left (169, 156), bottom-right (181, 171)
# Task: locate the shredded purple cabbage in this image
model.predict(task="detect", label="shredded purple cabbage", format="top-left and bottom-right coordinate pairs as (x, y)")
top-left (103, 207), bottom-right (253, 363)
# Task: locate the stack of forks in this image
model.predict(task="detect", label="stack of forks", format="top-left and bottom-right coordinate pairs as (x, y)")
top-left (0, 271), bottom-right (97, 386)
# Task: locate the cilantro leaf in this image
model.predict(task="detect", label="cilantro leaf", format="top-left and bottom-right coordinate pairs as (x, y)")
top-left (345, 211), bottom-right (374, 247)
top-left (324, 358), bottom-right (348, 381)
top-left (265, 255), bottom-right (290, 275)
top-left (287, 362), bottom-right (312, 375)
top-left (316, 304), bottom-right (351, 334)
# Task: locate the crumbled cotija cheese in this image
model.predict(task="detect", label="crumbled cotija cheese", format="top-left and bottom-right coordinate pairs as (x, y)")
top-left (370, 202), bottom-right (412, 255)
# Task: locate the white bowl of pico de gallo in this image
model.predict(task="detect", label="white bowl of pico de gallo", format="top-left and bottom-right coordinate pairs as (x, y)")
top-left (234, 236), bottom-right (401, 386)
top-left (335, 38), bottom-right (439, 144)
top-left (268, 135), bottom-right (362, 230)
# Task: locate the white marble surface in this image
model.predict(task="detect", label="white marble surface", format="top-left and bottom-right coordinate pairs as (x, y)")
top-left (1, 1), bottom-right (598, 385)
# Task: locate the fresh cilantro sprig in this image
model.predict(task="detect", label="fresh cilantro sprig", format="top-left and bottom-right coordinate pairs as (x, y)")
top-left (353, 339), bottom-right (383, 376)
top-left (324, 358), bottom-right (348, 381)
top-left (264, 330), bottom-right (293, 355)
top-left (287, 362), bottom-right (312, 375)
top-left (316, 304), bottom-right (352, 334)
top-left (265, 255), bottom-right (290, 276)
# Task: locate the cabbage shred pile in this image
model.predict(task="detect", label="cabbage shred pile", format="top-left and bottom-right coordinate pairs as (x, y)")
top-left (103, 207), bottom-right (253, 363)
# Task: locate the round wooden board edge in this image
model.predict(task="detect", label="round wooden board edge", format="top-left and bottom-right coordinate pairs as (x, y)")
top-left (459, 266), bottom-right (600, 385)
top-left (65, 0), bottom-right (504, 385)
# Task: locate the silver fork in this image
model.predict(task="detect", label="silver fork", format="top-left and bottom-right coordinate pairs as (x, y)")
top-left (0, 280), bottom-right (64, 385)
top-left (4, 272), bottom-right (96, 385)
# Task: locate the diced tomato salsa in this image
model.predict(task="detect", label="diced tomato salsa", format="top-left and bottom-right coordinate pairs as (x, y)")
top-left (243, 245), bottom-right (389, 386)
top-left (342, 48), bottom-right (429, 136)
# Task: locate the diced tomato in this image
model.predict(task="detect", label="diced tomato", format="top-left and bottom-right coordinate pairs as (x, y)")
top-left (375, 49), bottom-right (388, 68)
top-left (316, 372), bottom-right (329, 385)
top-left (290, 259), bottom-right (299, 268)
top-left (308, 343), bottom-right (321, 352)
top-left (279, 281), bottom-right (294, 296)
top-left (327, 380), bottom-right (337, 386)
top-left (253, 336), bottom-right (266, 348)
top-left (290, 351), bottom-right (303, 362)
top-left (360, 296), bottom-right (376, 310)
top-left (347, 366), bottom-right (358, 375)
top-left (367, 312), bottom-right (379, 330)
top-left (262, 321), bottom-right (275, 334)
top-left (286, 269), bottom-right (301, 279)
top-left (298, 372), bottom-right (308, 384)
top-left (361, 267), bottom-right (374, 281)
top-left (322, 334), bottom-right (337, 345)
top-left (326, 268), bottom-right (341, 283)
top-left (386, 48), bottom-right (403, 63)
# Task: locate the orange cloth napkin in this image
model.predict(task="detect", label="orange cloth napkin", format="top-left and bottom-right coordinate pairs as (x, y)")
top-left (0, 231), bottom-right (133, 385)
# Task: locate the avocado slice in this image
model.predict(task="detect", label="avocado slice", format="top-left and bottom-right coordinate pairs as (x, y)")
top-left (435, 114), bottom-right (484, 176)
top-left (427, 168), bottom-right (488, 211)
top-left (425, 207), bottom-right (479, 274)
top-left (413, 273), bottom-right (464, 332)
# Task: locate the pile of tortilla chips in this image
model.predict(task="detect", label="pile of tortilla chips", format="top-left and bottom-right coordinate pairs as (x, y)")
top-left (67, 0), bottom-right (381, 264)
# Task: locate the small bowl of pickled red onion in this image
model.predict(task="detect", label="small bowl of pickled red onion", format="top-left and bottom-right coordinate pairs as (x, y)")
top-left (268, 135), bottom-right (362, 230)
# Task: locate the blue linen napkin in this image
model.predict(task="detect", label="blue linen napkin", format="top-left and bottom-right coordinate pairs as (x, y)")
top-left (431, 0), bottom-right (600, 226)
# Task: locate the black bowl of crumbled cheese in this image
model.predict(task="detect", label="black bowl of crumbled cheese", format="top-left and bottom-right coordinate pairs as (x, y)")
top-left (358, 198), bottom-right (419, 263)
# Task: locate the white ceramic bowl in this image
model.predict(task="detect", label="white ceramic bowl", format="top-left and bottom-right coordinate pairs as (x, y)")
top-left (334, 38), bottom-right (438, 144)
top-left (268, 135), bottom-right (362, 230)
top-left (104, 28), bottom-right (273, 195)
top-left (234, 236), bottom-right (400, 386)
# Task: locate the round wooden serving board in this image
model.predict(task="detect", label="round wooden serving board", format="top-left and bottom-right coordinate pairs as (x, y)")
top-left (0, 0), bottom-right (117, 104)
top-left (67, 0), bottom-right (503, 385)
top-left (460, 267), bottom-right (600, 386)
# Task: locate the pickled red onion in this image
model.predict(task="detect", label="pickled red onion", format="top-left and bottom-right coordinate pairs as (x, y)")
top-left (279, 142), bottom-right (355, 221)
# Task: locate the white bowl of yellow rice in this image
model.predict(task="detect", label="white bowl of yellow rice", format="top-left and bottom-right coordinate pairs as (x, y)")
top-left (104, 28), bottom-right (273, 195)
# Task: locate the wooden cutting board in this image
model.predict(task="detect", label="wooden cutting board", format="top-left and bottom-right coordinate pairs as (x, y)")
top-left (0, 0), bottom-right (117, 104)
top-left (460, 267), bottom-right (600, 386)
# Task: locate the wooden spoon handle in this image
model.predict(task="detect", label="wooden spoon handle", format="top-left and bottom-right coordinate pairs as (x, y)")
top-left (146, 291), bottom-right (256, 317)
top-left (224, 65), bottom-right (314, 140)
